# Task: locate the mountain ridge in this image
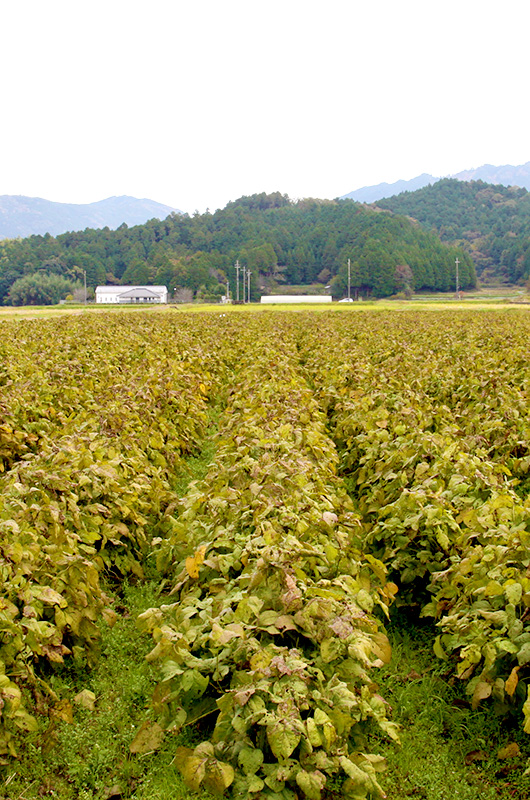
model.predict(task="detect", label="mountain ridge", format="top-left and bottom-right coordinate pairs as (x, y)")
top-left (0, 195), bottom-right (180, 239)
top-left (342, 161), bottom-right (530, 203)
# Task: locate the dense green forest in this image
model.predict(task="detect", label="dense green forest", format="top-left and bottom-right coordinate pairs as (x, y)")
top-left (376, 179), bottom-right (530, 283)
top-left (0, 192), bottom-right (475, 304)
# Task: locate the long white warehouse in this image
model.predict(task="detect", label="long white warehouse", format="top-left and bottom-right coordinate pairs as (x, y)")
top-left (260, 295), bottom-right (333, 304)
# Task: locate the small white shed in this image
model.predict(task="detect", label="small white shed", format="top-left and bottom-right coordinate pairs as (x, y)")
top-left (95, 285), bottom-right (168, 304)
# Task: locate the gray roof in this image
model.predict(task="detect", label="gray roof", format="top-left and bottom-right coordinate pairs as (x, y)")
top-left (118, 287), bottom-right (162, 299)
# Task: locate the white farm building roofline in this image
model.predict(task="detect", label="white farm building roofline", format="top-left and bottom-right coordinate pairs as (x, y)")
top-left (95, 285), bottom-right (168, 304)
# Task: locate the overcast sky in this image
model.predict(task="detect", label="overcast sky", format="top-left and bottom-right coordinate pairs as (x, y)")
top-left (1, 0), bottom-right (528, 213)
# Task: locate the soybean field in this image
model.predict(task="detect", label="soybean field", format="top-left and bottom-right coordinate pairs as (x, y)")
top-left (2, 309), bottom-right (530, 800)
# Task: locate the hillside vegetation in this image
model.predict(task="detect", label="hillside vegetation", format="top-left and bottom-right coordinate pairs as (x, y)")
top-left (0, 193), bottom-right (474, 304)
top-left (376, 179), bottom-right (530, 283)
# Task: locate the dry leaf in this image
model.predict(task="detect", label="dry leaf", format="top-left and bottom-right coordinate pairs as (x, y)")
top-left (130, 721), bottom-right (165, 754)
top-left (74, 689), bottom-right (96, 711)
top-left (50, 700), bottom-right (73, 723)
top-left (497, 742), bottom-right (520, 760)
top-left (505, 666), bottom-right (520, 697)
top-left (464, 750), bottom-right (486, 765)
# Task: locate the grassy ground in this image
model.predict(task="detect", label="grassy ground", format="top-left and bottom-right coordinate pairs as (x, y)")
top-left (3, 580), bottom-right (202, 800)
top-left (371, 612), bottom-right (530, 800)
top-left (6, 601), bottom-right (530, 799)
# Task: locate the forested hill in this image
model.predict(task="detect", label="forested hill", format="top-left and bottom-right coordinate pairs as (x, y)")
top-left (376, 179), bottom-right (530, 283)
top-left (0, 192), bottom-right (475, 304)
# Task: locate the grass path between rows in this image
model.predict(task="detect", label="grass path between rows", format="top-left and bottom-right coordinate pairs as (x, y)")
top-left (372, 612), bottom-right (530, 800)
top-left (9, 605), bottom-right (529, 799)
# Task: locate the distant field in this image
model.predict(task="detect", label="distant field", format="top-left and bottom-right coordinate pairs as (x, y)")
top-left (1, 285), bottom-right (529, 320)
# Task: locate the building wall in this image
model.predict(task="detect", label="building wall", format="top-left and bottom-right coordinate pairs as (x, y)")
top-left (260, 295), bottom-right (333, 304)
top-left (96, 291), bottom-right (121, 303)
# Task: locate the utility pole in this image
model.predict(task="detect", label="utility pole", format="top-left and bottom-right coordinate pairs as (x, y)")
top-left (247, 270), bottom-right (252, 303)
top-left (347, 258), bottom-right (351, 301)
top-left (235, 260), bottom-right (240, 303)
top-left (455, 257), bottom-right (460, 299)
top-left (83, 269), bottom-right (87, 304)
top-left (242, 263), bottom-right (246, 304)
top-left (226, 279), bottom-right (230, 302)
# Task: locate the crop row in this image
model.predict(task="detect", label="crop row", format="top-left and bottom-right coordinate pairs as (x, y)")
top-left (0, 313), bottom-right (231, 756)
top-left (0, 315), bottom-right (229, 472)
top-left (297, 311), bottom-right (530, 728)
top-left (139, 332), bottom-right (398, 800)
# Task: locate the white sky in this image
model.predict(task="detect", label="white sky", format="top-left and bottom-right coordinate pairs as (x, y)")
top-left (0, 0), bottom-right (528, 214)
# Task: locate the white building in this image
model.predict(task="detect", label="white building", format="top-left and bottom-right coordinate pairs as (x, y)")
top-left (95, 285), bottom-right (168, 304)
top-left (260, 295), bottom-right (333, 304)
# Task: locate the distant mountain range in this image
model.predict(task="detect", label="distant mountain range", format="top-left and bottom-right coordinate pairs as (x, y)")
top-left (342, 162), bottom-right (530, 203)
top-left (0, 195), bottom-right (180, 239)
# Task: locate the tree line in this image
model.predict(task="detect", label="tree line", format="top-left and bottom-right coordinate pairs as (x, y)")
top-left (376, 179), bottom-right (530, 284)
top-left (0, 191), bottom-right (475, 304)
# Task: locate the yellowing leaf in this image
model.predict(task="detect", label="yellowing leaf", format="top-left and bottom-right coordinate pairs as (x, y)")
top-left (296, 769), bottom-right (326, 800)
top-left (306, 717), bottom-right (322, 747)
top-left (371, 632), bottom-right (392, 664)
top-left (33, 586), bottom-right (67, 607)
top-left (247, 775), bottom-right (265, 792)
top-left (51, 700), bottom-right (73, 724)
top-left (101, 607), bottom-right (119, 627)
top-left (74, 689), bottom-right (96, 711)
top-left (238, 745), bottom-right (264, 775)
top-left (210, 622), bottom-right (241, 646)
top-left (13, 708), bottom-right (39, 733)
top-left (250, 650), bottom-right (272, 673)
top-left (523, 688), bottom-right (530, 734)
top-left (267, 720), bottom-right (301, 759)
top-left (320, 637), bottom-right (343, 663)
top-left (505, 666), bottom-right (520, 697)
top-left (186, 545), bottom-right (207, 579)
top-left (339, 756), bottom-right (371, 785)
top-left (180, 754), bottom-right (207, 791)
top-left (203, 760), bottom-right (235, 794)
top-left (497, 742), bottom-right (520, 760)
top-left (505, 582), bottom-right (523, 605)
top-left (433, 636), bottom-right (447, 660)
top-left (194, 741), bottom-right (215, 758)
top-left (472, 680), bottom-right (492, 710)
top-left (130, 721), bottom-right (165, 754)
top-left (484, 580), bottom-right (504, 597)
